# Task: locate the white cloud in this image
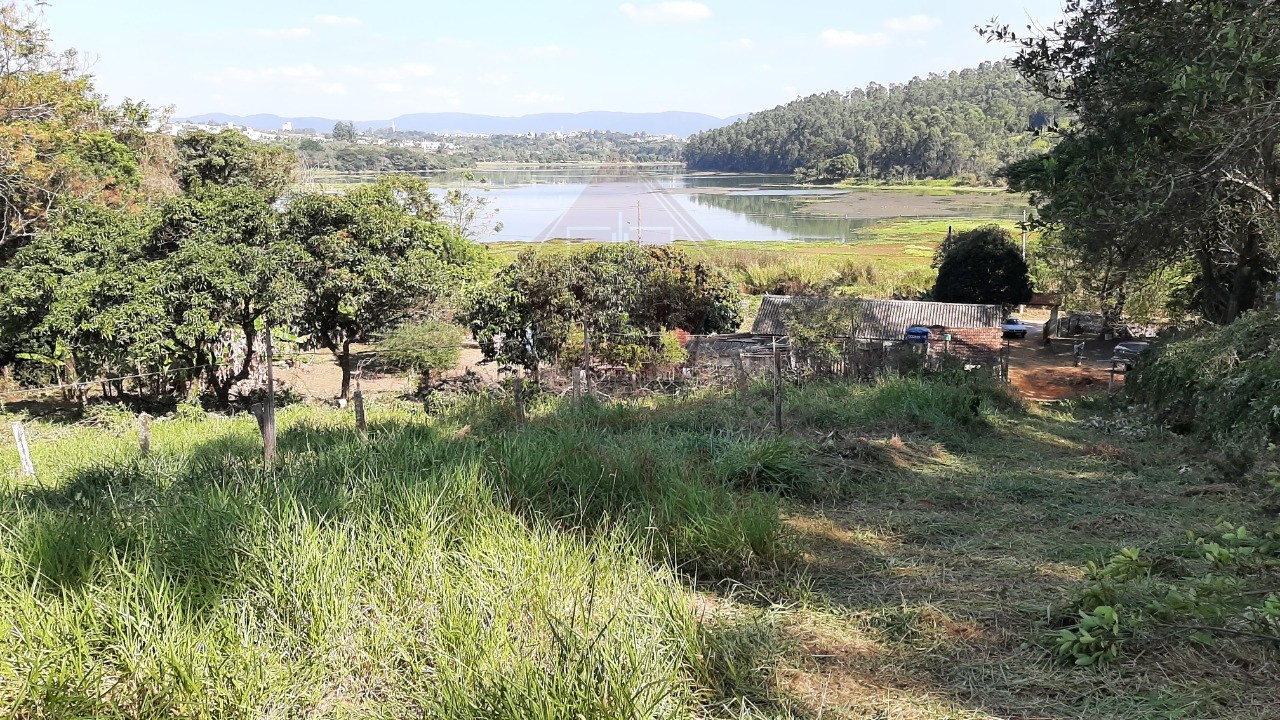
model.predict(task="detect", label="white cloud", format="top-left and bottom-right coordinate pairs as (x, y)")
top-left (314, 15), bottom-right (361, 26)
top-left (476, 73), bottom-right (510, 86)
top-left (375, 82), bottom-right (404, 93)
top-left (524, 44), bottom-right (565, 58)
top-left (319, 83), bottom-right (348, 95)
top-left (884, 14), bottom-right (942, 32)
top-left (207, 63), bottom-right (323, 84)
top-left (516, 91), bottom-right (565, 104)
top-left (737, 38), bottom-right (754, 48)
top-left (820, 29), bottom-right (890, 48)
top-left (250, 27), bottom-right (312, 39)
top-left (618, 2), bottom-right (711, 24)
top-left (401, 63), bottom-right (436, 77)
top-left (759, 63), bottom-right (773, 72)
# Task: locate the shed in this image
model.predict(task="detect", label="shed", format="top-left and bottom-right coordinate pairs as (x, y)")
top-left (751, 295), bottom-right (1004, 341)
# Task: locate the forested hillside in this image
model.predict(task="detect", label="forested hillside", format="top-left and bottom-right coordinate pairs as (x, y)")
top-left (684, 61), bottom-right (1062, 181)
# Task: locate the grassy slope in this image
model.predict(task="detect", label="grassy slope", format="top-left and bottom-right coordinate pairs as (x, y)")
top-left (2, 378), bottom-right (1270, 719)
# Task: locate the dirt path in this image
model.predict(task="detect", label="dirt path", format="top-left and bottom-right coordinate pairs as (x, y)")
top-left (276, 345), bottom-right (500, 400)
top-left (1007, 323), bottom-right (1120, 401)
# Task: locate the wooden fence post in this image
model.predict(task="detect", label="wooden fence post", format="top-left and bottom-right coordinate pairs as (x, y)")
top-left (572, 368), bottom-right (582, 412)
top-left (11, 422), bottom-right (34, 480)
top-left (353, 390), bottom-right (367, 442)
top-left (513, 375), bottom-right (526, 422)
top-left (772, 341), bottom-right (783, 435)
top-left (732, 350), bottom-right (748, 395)
top-left (583, 324), bottom-right (594, 398)
top-left (137, 413), bottom-right (152, 455)
top-left (262, 328), bottom-right (277, 466)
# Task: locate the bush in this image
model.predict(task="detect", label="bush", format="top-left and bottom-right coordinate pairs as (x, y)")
top-left (376, 319), bottom-right (465, 390)
top-left (1048, 522), bottom-right (1280, 665)
top-left (1127, 311), bottom-right (1280, 461)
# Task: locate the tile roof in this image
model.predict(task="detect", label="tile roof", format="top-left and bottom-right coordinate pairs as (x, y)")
top-left (751, 295), bottom-right (1004, 340)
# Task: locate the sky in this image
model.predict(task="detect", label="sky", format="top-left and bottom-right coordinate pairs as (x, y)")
top-left (45, 1), bottom-right (1067, 120)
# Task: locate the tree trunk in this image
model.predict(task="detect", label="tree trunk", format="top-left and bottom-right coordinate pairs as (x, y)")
top-left (338, 339), bottom-right (352, 400)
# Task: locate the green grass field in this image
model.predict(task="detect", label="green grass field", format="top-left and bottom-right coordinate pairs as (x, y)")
top-left (1, 373), bottom-right (1275, 719)
top-left (486, 217), bottom-right (1034, 305)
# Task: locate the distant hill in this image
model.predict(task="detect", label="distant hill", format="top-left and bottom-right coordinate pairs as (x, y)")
top-left (685, 62), bottom-right (1063, 181)
top-left (175, 111), bottom-right (748, 138)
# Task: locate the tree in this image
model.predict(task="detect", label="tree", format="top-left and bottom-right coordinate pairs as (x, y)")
top-left (932, 225), bottom-right (1032, 305)
top-left (461, 245), bottom-right (741, 373)
top-left (151, 184), bottom-right (303, 406)
top-left (986, 0), bottom-right (1280, 324)
top-left (442, 171), bottom-right (503, 240)
top-left (0, 3), bottom-right (154, 255)
top-left (174, 130), bottom-right (296, 199)
top-left (330, 120), bottom-right (356, 142)
top-left (0, 201), bottom-right (167, 396)
top-left (286, 176), bottom-right (485, 399)
top-left (686, 62), bottom-right (1062, 181)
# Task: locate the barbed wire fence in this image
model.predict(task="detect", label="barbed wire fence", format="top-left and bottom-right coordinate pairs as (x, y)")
top-left (0, 325), bottom-right (1011, 477)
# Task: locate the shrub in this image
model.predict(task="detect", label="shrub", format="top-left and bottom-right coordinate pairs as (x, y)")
top-left (376, 319), bottom-right (465, 390)
top-left (1127, 311), bottom-right (1280, 461)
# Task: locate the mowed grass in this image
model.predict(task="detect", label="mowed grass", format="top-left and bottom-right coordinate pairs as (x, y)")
top-left (2, 373), bottom-right (1271, 719)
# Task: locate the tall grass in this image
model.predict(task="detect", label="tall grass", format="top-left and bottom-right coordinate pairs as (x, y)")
top-left (0, 371), bottom-right (1015, 718)
top-left (0, 396), bottom-right (806, 718)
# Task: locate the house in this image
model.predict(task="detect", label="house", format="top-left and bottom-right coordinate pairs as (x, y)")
top-left (751, 295), bottom-right (1005, 360)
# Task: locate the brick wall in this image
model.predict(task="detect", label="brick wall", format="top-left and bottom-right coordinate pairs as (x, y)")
top-left (933, 327), bottom-right (1003, 361)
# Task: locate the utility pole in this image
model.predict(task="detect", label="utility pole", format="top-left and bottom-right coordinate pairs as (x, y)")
top-left (636, 201), bottom-right (643, 244)
top-left (1021, 210), bottom-right (1028, 260)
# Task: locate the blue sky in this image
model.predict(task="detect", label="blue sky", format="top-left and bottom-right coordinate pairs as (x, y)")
top-left (46, 1), bottom-right (1066, 119)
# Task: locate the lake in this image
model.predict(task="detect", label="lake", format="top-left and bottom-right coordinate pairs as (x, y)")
top-left (319, 166), bottom-right (1028, 243)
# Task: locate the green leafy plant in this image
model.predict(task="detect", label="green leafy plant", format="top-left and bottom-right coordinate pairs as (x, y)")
top-left (376, 319), bottom-right (465, 392)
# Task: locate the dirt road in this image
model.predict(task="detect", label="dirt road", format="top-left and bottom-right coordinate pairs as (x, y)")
top-left (1006, 322), bottom-right (1122, 401)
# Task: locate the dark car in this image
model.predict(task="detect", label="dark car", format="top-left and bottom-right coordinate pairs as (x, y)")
top-left (1112, 341), bottom-right (1150, 371)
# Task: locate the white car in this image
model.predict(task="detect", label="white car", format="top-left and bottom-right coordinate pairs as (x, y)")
top-left (1001, 317), bottom-right (1028, 338)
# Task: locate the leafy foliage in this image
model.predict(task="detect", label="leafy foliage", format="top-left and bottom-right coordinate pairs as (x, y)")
top-left (376, 319), bottom-right (465, 389)
top-left (462, 245), bottom-right (741, 373)
top-left (174, 130), bottom-right (295, 198)
top-left (1052, 522), bottom-right (1280, 665)
top-left (685, 62), bottom-right (1061, 181)
top-left (0, 3), bottom-right (160, 253)
top-left (991, 0), bottom-right (1280, 324)
top-left (286, 175), bottom-right (486, 398)
top-left (1127, 311), bottom-right (1280, 456)
top-left (931, 225), bottom-right (1032, 305)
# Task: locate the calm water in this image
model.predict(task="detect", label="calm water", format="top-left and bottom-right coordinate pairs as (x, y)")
top-left (322, 166), bottom-right (1026, 242)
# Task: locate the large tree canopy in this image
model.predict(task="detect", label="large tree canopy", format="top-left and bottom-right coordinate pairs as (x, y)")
top-left (931, 225), bottom-right (1033, 306)
top-left (0, 3), bottom-right (162, 256)
top-left (990, 0), bottom-right (1280, 324)
top-left (286, 176), bottom-right (486, 399)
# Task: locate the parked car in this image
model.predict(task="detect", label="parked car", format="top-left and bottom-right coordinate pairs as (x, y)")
top-left (1001, 317), bottom-right (1028, 338)
top-left (1112, 341), bottom-right (1150, 371)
